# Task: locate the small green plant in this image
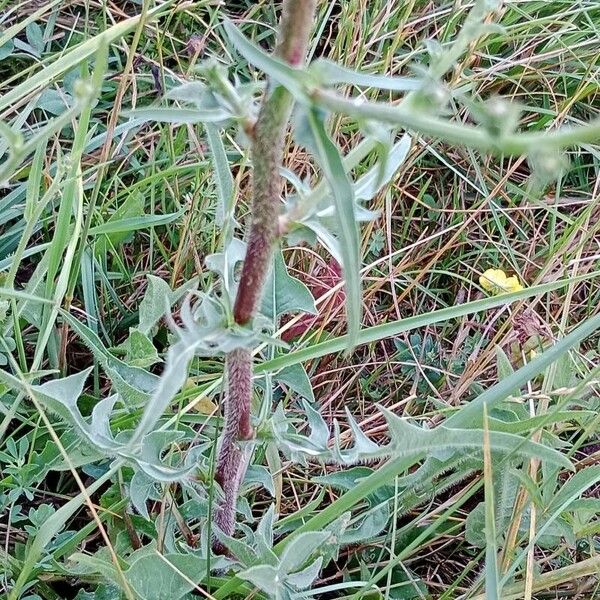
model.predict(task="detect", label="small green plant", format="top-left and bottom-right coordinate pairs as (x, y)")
top-left (1, 1), bottom-right (600, 599)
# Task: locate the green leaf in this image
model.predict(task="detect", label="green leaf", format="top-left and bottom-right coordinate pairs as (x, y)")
top-left (256, 504), bottom-right (276, 555)
top-left (128, 338), bottom-right (196, 445)
top-left (222, 19), bottom-right (307, 99)
top-left (299, 218), bottom-right (343, 264)
top-left (0, 2), bottom-right (176, 113)
top-left (274, 363), bottom-right (314, 403)
top-left (547, 466), bottom-right (600, 514)
top-left (303, 399), bottom-right (330, 450)
top-left (483, 409), bottom-right (501, 599)
top-left (495, 345), bottom-right (514, 380)
top-left (269, 313), bottom-right (600, 566)
top-left (125, 549), bottom-right (207, 600)
top-left (262, 249), bottom-right (316, 321)
top-left (4, 367), bottom-right (105, 449)
top-left (132, 430), bottom-right (197, 482)
top-left (313, 466), bottom-right (375, 490)
top-left (25, 22), bottom-right (45, 56)
top-left (278, 398), bottom-right (572, 469)
top-left (238, 564), bottom-right (280, 596)
top-left (286, 557), bottom-right (323, 590)
top-left (93, 192), bottom-right (144, 256)
top-left (213, 529), bottom-right (257, 566)
top-left (279, 531), bottom-right (330, 574)
top-left (310, 59), bottom-right (422, 91)
top-left (69, 549), bottom-right (120, 582)
top-left (114, 329), bottom-right (161, 368)
top-left (550, 350), bottom-right (579, 390)
top-left (0, 40), bottom-right (14, 61)
top-left (382, 409), bottom-right (572, 469)
top-left (205, 237), bottom-right (247, 306)
top-left (245, 465), bottom-right (275, 497)
top-left (256, 274), bottom-right (600, 375)
top-left (89, 210), bottom-right (184, 236)
top-left (123, 107), bottom-right (231, 124)
top-left (304, 107), bottom-right (361, 348)
top-left (488, 410), bottom-right (594, 435)
top-left (138, 276), bottom-right (174, 335)
top-left (205, 124), bottom-right (234, 227)
top-left (445, 311), bottom-right (600, 430)
top-left (9, 472), bottom-right (113, 599)
top-left (4, 370), bottom-right (189, 484)
top-left (74, 584), bottom-right (122, 599)
top-left (338, 503), bottom-right (389, 544)
top-left (61, 310), bottom-right (159, 395)
top-left (166, 81), bottom-right (209, 104)
top-left (129, 470), bottom-right (157, 520)
top-left (137, 275), bottom-right (197, 336)
top-left (353, 134), bottom-right (411, 201)
top-left (35, 89), bottom-right (73, 115)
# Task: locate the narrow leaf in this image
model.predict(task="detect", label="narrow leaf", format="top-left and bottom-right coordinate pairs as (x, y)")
top-left (305, 107), bottom-right (361, 347)
top-left (222, 19), bottom-right (307, 98)
top-left (257, 274), bottom-right (600, 374)
top-left (310, 59), bottom-right (422, 92)
top-left (483, 407), bottom-right (501, 599)
top-left (88, 210), bottom-right (183, 236)
top-left (123, 107), bottom-right (231, 124)
top-left (279, 531), bottom-right (330, 574)
top-left (205, 124), bottom-right (234, 227)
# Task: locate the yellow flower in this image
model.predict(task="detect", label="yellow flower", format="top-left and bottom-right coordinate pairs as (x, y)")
top-left (192, 395), bottom-right (218, 414)
top-left (479, 268), bottom-right (523, 294)
top-left (504, 275), bottom-right (523, 293)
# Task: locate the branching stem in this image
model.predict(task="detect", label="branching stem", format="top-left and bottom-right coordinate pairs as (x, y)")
top-left (214, 0), bottom-right (317, 543)
top-left (312, 88), bottom-right (600, 155)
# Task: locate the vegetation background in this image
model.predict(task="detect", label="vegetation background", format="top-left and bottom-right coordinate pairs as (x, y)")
top-left (0, 0), bottom-right (599, 598)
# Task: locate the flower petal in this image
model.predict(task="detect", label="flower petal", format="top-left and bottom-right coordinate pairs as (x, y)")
top-left (479, 268), bottom-right (507, 292)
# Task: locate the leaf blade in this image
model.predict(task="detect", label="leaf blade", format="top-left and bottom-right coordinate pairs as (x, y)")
top-left (305, 107), bottom-right (361, 348)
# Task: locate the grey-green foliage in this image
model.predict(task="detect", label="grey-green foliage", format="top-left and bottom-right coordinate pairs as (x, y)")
top-left (297, 106), bottom-right (361, 346)
top-left (113, 329), bottom-right (161, 369)
top-left (465, 463), bottom-right (600, 584)
top-left (214, 501), bottom-right (389, 600)
top-left (137, 274), bottom-right (197, 336)
top-left (70, 541), bottom-right (226, 600)
top-left (466, 469), bottom-right (564, 550)
top-left (0, 366), bottom-right (202, 482)
top-left (269, 399), bottom-right (571, 469)
top-left (0, 231), bottom-right (319, 512)
top-left (61, 310), bottom-right (159, 407)
top-left (262, 249), bottom-right (316, 322)
top-left (132, 59), bottom-right (413, 355)
top-left (216, 505), bottom-right (337, 600)
top-left (124, 547), bottom-right (206, 600)
top-left (3, 2), bottom-right (600, 598)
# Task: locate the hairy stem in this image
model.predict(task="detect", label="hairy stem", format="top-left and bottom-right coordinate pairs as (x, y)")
top-left (214, 0), bottom-right (317, 543)
top-left (233, 0), bottom-right (316, 325)
top-left (214, 347), bottom-right (253, 541)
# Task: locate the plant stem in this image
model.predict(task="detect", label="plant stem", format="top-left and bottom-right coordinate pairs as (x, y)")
top-left (214, 0), bottom-right (317, 542)
top-left (233, 0), bottom-right (317, 325)
top-left (312, 88), bottom-right (600, 155)
top-left (214, 347), bottom-right (253, 541)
